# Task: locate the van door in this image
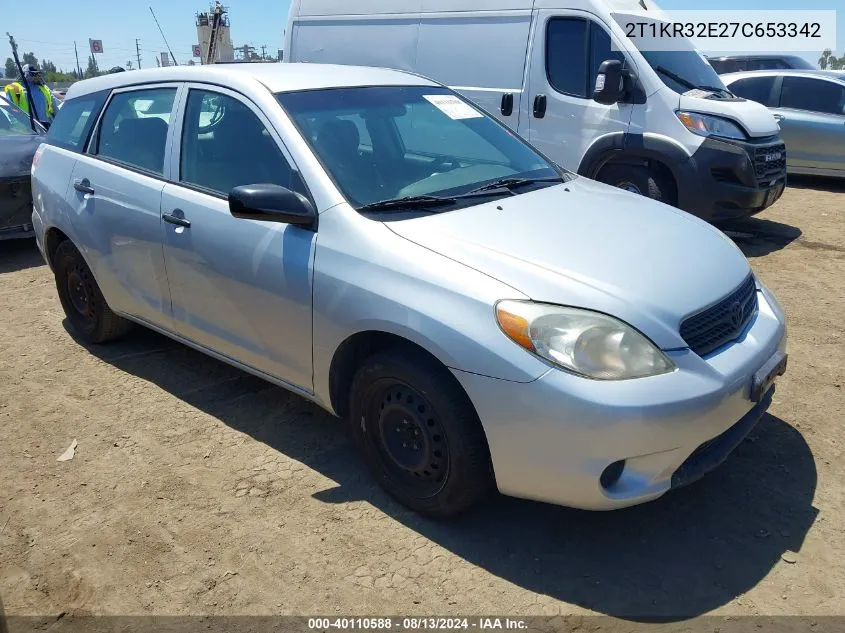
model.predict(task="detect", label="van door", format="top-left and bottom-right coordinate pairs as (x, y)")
top-left (414, 11), bottom-right (533, 130)
top-left (522, 11), bottom-right (632, 171)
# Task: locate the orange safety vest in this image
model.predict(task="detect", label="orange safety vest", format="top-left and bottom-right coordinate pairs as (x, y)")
top-left (3, 82), bottom-right (54, 119)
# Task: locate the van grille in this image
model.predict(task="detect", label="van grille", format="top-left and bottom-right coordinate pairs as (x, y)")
top-left (680, 274), bottom-right (758, 357)
top-left (752, 143), bottom-right (787, 182)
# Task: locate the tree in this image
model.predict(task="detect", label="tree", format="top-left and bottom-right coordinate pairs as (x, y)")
top-left (84, 55), bottom-right (99, 79)
top-left (21, 51), bottom-right (38, 68)
top-left (5, 57), bottom-right (17, 79)
top-left (41, 59), bottom-right (57, 74)
top-left (819, 49), bottom-right (845, 70)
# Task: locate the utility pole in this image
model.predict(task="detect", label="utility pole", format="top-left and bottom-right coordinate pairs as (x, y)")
top-left (126, 60), bottom-right (133, 70)
top-left (260, 44), bottom-right (267, 60)
top-left (73, 40), bottom-right (83, 78)
top-left (135, 38), bottom-right (142, 69)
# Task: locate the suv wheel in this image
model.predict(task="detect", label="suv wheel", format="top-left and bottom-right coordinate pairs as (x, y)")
top-left (53, 241), bottom-right (132, 344)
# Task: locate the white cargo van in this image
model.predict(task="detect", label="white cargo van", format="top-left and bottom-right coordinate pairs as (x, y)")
top-left (285, 0), bottom-right (788, 222)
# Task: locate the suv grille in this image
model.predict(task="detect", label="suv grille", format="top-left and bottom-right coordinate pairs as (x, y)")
top-left (680, 275), bottom-right (758, 357)
top-left (752, 143), bottom-right (787, 182)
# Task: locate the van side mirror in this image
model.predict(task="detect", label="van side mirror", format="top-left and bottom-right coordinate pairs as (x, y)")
top-left (593, 59), bottom-right (625, 105)
top-left (229, 184), bottom-right (316, 226)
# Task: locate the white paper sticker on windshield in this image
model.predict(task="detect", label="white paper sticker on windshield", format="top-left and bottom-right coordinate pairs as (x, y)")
top-left (423, 95), bottom-right (483, 120)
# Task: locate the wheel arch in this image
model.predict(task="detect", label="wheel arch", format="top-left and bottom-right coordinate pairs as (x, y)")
top-left (327, 329), bottom-right (479, 423)
top-left (578, 133), bottom-right (690, 190)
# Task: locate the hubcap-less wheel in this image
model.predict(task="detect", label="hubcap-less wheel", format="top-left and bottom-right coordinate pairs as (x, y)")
top-left (369, 381), bottom-right (450, 499)
top-left (66, 266), bottom-right (95, 323)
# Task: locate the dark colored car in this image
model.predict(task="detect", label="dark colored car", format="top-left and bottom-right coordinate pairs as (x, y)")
top-left (0, 95), bottom-right (46, 240)
top-left (707, 55), bottom-right (816, 75)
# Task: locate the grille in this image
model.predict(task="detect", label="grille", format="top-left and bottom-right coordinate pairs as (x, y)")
top-left (680, 274), bottom-right (758, 357)
top-left (752, 143), bottom-right (787, 182)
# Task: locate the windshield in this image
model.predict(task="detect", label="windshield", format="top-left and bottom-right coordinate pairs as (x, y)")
top-left (0, 98), bottom-right (39, 136)
top-left (617, 16), bottom-right (728, 95)
top-left (276, 86), bottom-right (563, 210)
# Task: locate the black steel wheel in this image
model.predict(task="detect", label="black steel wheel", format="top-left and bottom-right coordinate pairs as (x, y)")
top-left (598, 163), bottom-right (677, 206)
top-left (53, 240), bottom-right (131, 344)
top-left (349, 348), bottom-right (493, 518)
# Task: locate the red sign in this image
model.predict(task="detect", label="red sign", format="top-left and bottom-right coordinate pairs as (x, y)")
top-left (192, 45), bottom-right (201, 57)
top-left (89, 39), bottom-right (104, 54)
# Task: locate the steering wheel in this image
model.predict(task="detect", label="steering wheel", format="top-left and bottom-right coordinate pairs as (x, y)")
top-left (197, 102), bottom-right (225, 134)
top-left (428, 156), bottom-right (459, 174)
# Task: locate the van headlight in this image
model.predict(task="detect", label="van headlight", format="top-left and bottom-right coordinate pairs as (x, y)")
top-left (676, 111), bottom-right (746, 140)
top-left (496, 301), bottom-right (675, 380)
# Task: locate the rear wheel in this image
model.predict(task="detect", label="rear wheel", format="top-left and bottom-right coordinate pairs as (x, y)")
top-left (349, 349), bottom-right (493, 518)
top-left (598, 163), bottom-right (677, 206)
top-left (53, 241), bottom-right (132, 344)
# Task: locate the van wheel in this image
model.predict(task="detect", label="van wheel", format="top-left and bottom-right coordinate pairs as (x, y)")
top-left (349, 349), bottom-right (493, 518)
top-left (598, 163), bottom-right (677, 205)
top-left (53, 241), bottom-right (132, 344)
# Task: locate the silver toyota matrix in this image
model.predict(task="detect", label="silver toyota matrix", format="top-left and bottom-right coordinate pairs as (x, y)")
top-left (31, 64), bottom-right (787, 517)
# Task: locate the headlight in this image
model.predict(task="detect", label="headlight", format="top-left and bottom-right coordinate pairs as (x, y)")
top-left (496, 301), bottom-right (675, 380)
top-left (676, 111), bottom-right (746, 140)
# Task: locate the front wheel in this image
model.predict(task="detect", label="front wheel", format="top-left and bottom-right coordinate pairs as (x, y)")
top-left (349, 349), bottom-right (493, 518)
top-left (53, 240), bottom-right (132, 344)
top-left (598, 163), bottom-right (677, 206)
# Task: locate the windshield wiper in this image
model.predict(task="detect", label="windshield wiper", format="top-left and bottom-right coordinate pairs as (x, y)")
top-left (357, 194), bottom-right (457, 213)
top-left (655, 65), bottom-right (730, 96)
top-left (460, 176), bottom-right (563, 197)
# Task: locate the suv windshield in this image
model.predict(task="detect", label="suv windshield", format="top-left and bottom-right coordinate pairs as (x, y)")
top-left (277, 86), bottom-right (564, 211)
top-left (0, 98), bottom-right (40, 136)
top-left (615, 16), bottom-right (729, 96)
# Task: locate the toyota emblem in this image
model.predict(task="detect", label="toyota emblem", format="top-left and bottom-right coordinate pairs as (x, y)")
top-left (730, 302), bottom-right (743, 328)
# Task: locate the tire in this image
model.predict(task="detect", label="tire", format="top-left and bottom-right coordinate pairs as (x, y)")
top-left (349, 348), bottom-right (493, 518)
top-left (598, 163), bottom-right (677, 205)
top-left (53, 240), bottom-right (132, 344)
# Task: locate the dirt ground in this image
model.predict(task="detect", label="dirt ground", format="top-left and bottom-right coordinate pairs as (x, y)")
top-left (0, 178), bottom-right (843, 621)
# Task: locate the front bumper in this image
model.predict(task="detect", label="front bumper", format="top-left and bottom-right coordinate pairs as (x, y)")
top-left (678, 136), bottom-right (787, 222)
top-left (453, 287), bottom-right (787, 510)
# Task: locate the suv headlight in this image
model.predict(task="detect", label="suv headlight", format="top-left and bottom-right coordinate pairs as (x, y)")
top-left (676, 111), bottom-right (746, 140)
top-left (496, 301), bottom-right (675, 380)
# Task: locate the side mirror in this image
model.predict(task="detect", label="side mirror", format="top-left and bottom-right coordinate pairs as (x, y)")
top-left (593, 59), bottom-right (625, 105)
top-left (229, 184), bottom-right (316, 226)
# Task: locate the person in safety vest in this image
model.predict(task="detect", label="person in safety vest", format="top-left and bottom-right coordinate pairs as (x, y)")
top-left (4, 64), bottom-right (55, 128)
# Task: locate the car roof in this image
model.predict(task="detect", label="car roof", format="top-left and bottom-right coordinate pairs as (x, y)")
top-left (721, 69), bottom-right (845, 83)
top-left (64, 63), bottom-right (438, 101)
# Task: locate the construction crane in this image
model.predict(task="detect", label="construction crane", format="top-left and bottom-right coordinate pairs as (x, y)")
top-left (205, 1), bottom-right (227, 65)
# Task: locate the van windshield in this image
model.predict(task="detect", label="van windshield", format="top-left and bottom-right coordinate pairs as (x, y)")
top-left (614, 15), bottom-right (729, 96)
top-left (277, 86), bottom-right (565, 212)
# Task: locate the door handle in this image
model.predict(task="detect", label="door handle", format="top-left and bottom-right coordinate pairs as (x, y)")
top-left (162, 211), bottom-right (191, 228)
top-left (73, 178), bottom-right (94, 194)
top-left (533, 94), bottom-right (547, 119)
top-left (500, 92), bottom-right (514, 117)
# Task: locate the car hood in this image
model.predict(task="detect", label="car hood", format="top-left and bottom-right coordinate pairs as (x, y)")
top-left (385, 177), bottom-right (752, 350)
top-left (0, 134), bottom-right (43, 178)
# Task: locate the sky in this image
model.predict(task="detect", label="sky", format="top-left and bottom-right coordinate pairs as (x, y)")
top-left (1, 0), bottom-right (842, 73)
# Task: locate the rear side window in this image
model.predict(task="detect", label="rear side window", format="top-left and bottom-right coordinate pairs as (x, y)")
top-left (94, 88), bottom-right (177, 175)
top-left (729, 76), bottom-right (776, 105)
top-left (780, 77), bottom-right (845, 115)
top-left (46, 91), bottom-right (107, 151)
